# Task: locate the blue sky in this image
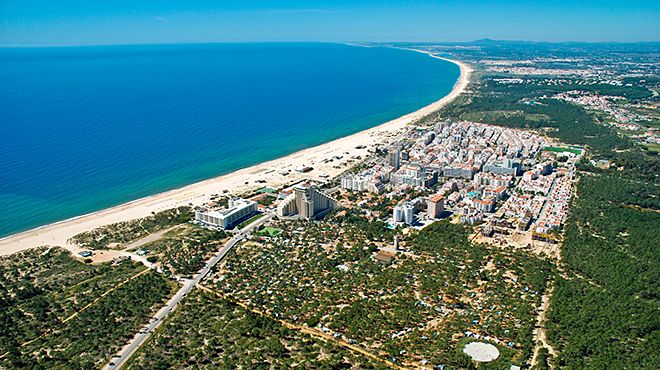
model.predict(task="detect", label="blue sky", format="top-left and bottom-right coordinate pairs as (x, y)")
top-left (1, 0), bottom-right (658, 46)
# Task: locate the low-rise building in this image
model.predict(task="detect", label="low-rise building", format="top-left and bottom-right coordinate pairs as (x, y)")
top-left (195, 198), bottom-right (258, 229)
top-left (484, 185), bottom-right (507, 200)
top-left (341, 174), bottom-right (384, 193)
top-left (474, 198), bottom-right (496, 213)
top-left (374, 251), bottom-right (397, 265)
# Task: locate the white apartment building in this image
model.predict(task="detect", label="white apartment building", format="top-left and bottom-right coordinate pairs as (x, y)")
top-left (277, 184), bottom-right (337, 220)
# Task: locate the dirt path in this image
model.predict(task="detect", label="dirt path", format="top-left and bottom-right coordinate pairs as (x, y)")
top-left (62, 269), bottom-right (151, 323)
top-left (120, 226), bottom-right (179, 251)
top-left (0, 268), bottom-right (151, 360)
top-left (530, 284), bottom-right (558, 368)
top-left (528, 175), bottom-right (581, 367)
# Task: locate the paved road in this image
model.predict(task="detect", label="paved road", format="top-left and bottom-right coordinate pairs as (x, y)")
top-left (105, 214), bottom-right (272, 369)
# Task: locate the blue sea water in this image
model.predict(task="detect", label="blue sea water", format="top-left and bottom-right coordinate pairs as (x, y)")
top-left (0, 43), bottom-right (459, 237)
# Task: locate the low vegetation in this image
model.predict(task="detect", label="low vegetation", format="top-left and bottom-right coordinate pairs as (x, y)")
top-left (126, 290), bottom-right (385, 369)
top-left (70, 207), bottom-right (193, 250)
top-left (142, 225), bottom-right (227, 277)
top-left (211, 218), bottom-right (552, 368)
top-left (0, 247), bottom-right (176, 369)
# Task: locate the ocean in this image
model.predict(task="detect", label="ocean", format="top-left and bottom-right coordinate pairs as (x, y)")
top-left (0, 43), bottom-right (459, 237)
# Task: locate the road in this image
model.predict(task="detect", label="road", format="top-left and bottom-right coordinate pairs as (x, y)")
top-left (105, 214), bottom-right (272, 369)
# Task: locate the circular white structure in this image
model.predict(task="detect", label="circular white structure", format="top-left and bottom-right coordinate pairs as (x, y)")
top-left (463, 341), bottom-right (500, 362)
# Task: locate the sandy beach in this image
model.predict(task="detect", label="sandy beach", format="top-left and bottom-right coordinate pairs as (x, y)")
top-left (0, 54), bottom-right (472, 257)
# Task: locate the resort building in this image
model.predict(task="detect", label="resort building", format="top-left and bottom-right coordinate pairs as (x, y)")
top-left (195, 198), bottom-right (258, 229)
top-left (277, 184), bottom-right (337, 220)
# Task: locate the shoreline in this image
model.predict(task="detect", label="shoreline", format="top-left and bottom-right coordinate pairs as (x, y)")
top-left (0, 52), bottom-right (472, 257)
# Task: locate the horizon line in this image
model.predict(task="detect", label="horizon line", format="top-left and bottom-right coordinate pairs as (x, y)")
top-left (1, 38), bottom-right (660, 49)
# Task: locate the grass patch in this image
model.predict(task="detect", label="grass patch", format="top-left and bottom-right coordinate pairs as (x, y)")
top-left (258, 226), bottom-right (282, 237)
top-left (643, 143), bottom-right (660, 153)
top-left (543, 146), bottom-right (583, 155)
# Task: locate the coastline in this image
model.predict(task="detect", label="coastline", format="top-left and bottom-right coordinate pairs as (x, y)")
top-left (0, 53), bottom-right (472, 257)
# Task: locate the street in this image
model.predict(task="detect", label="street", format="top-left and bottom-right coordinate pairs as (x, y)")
top-left (105, 213), bottom-right (272, 369)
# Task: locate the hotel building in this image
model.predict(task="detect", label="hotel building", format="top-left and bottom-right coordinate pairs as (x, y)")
top-left (195, 198), bottom-right (258, 230)
top-left (277, 184), bottom-right (337, 220)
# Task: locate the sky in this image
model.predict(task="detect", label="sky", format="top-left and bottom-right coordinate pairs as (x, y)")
top-left (0, 0), bottom-right (658, 46)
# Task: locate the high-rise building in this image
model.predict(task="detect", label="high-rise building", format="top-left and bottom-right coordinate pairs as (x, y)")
top-left (277, 184), bottom-right (336, 220)
top-left (402, 203), bottom-right (415, 225)
top-left (341, 175), bottom-right (369, 192)
top-left (422, 131), bottom-right (436, 145)
top-left (427, 194), bottom-right (445, 219)
top-left (484, 158), bottom-right (522, 176)
top-left (393, 205), bottom-right (403, 222)
top-left (391, 164), bottom-right (437, 188)
top-left (538, 161), bottom-right (553, 176)
top-left (393, 202), bottom-right (415, 225)
top-left (388, 147), bottom-right (401, 170)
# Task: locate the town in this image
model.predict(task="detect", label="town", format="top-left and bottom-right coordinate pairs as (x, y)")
top-left (162, 118), bottom-right (576, 368)
top-left (193, 118), bottom-right (580, 260)
top-left (1, 39), bottom-right (657, 370)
